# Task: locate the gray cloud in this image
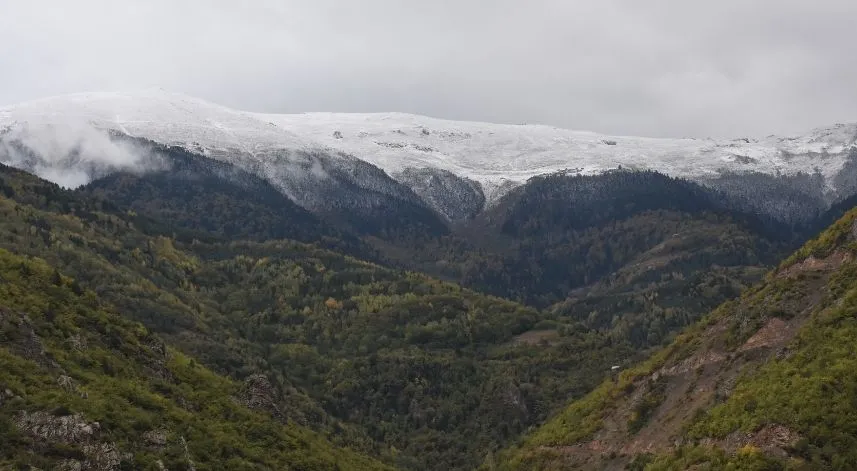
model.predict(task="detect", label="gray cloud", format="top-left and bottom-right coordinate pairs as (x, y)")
top-left (0, 121), bottom-right (165, 188)
top-left (0, 0), bottom-right (855, 138)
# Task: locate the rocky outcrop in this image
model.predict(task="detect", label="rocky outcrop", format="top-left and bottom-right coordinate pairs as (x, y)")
top-left (80, 443), bottom-right (129, 471)
top-left (0, 387), bottom-right (16, 405)
top-left (15, 411), bottom-right (131, 470)
top-left (237, 374), bottom-right (283, 420)
top-left (704, 424), bottom-right (801, 459)
top-left (16, 411), bottom-right (101, 446)
top-left (56, 374), bottom-right (88, 399)
top-left (65, 334), bottom-right (88, 351)
top-left (143, 428), bottom-right (168, 450)
top-left (778, 249), bottom-right (851, 278)
top-left (140, 336), bottom-right (173, 381)
top-left (180, 435), bottom-right (197, 471)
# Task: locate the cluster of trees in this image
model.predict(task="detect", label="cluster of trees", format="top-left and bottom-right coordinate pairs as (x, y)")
top-left (0, 165), bottom-right (628, 469)
top-left (368, 170), bottom-right (794, 311)
top-left (0, 248), bottom-right (387, 470)
top-left (4, 159), bottom-right (857, 469)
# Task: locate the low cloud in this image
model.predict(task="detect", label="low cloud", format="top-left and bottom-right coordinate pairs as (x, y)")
top-left (0, 120), bottom-right (166, 188)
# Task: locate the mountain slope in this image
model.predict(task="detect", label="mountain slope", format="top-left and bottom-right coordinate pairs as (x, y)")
top-left (0, 91), bottom-right (451, 234)
top-left (497, 206), bottom-right (857, 470)
top-left (0, 164), bottom-right (635, 470)
top-left (2, 90), bottom-right (856, 221)
top-left (396, 170), bottom-right (788, 309)
top-left (0, 248), bottom-right (389, 470)
top-left (77, 142), bottom-right (374, 256)
top-left (4, 90), bottom-right (857, 469)
top-left (261, 112), bottom-right (857, 200)
top-left (79, 143), bottom-right (351, 239)
top-left (11, 153), bottom-right (793, 470)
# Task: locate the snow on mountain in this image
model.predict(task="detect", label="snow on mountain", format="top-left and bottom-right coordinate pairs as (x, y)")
top-left (1, 89), bottom-right (856, 216)
top-left (0, 90), bottom-right (434, 221)
top-left (0, 89), bottom-right (317, 158)
top-left (261, 112), bottom-right (857, 194)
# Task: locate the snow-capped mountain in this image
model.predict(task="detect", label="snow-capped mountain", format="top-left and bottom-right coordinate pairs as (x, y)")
top-left (261, 111), bottom-right (857, 192)
top-left (1, 89), bottom-right (856, 222)
top-left (0, 89), bottom-right (316, 156)
top-left (0, 90), bottom-right (433, 223)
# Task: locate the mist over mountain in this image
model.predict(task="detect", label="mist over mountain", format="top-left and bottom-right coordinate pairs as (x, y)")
top-left (4, 1), bottom-right (857, 468)
top-left (2, 90), bottom-right (856, 225)
top-left (1, 89), bottom-right (857, 470)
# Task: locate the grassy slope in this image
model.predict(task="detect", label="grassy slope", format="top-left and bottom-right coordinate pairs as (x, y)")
top-left (0, 248), bottom-right (389, 470)
top-left (498, 208), bottom-right (857, 470)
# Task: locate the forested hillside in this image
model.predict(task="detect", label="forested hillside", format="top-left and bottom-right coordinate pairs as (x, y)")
top-left (498, 206), bottom-right (857, 470)
top-left (2, 5), bottom-right (856, 469)
top-left (371, 170), bottom-right (790, 308)
top-left (2, 156), bottom-right (855, 470)
top-left (81, 143), bottom-right (367, 255)
top-left (0, 163), bottom-right (626, 469)
top-left (0, 249), bottom-right (388, 470)
top-left (76, 154), bottom-right (795, 352)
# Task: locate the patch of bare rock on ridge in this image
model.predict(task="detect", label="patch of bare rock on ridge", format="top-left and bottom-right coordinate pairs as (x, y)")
top-left (777, 249), bottom-right (851, 279)
top-left (236, 373), bottom-right (283, 420)
top-left (12, 408), bottom-right (196, 471)
top-left (738, 317), bottom-right (796, 353)
top-left (15, 411), bottom-right (130, 471)
top-left (702, 423), bottom-right (802, 459)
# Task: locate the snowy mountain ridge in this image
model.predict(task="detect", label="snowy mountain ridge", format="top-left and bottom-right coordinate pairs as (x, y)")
top-left (1, 89), bottom-right (856, 218)
top-left (260, 111), bottom-right (857, 187)
top-left (0, 89), bottom-right (318, 158)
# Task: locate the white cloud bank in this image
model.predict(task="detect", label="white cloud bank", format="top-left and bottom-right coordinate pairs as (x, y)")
top-left (0, 120), bottom-right (165, 188)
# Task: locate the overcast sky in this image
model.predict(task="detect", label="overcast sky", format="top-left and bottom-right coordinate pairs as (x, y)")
top-left (1, 0), bottom-right (855, 138)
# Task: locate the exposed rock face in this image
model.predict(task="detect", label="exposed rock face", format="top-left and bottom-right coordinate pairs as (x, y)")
top-left (59, 460), bottom-right (84, 471)
top-left (81, 443), bottom-right (129, 471)
top-left (66, 334), bottom-right (88, 351)
top-left (57, 375), bottom-right (75, 391)
top-left (238, 374), bottom-right (282, 420)
top-left (778, 249), bottom-right (851, 278)
top-left (16, 411), bottom-right (101, 446)
top-left (143, 428), bottom-right (169, 449)
top-left (180, 435), bottom-right (197, 471)
top-left (739, 318), bottom-right (794, 352)
top-left (141, 336), bottom-right (173, 381)
top-left (500, 382), bottom-right (529, 418)
top-left (15, 411), bottom-right (131, 470)
top-left (57, 374), bottom-right (88, 399)
top-left (706, 424), bottom-right (802, 458)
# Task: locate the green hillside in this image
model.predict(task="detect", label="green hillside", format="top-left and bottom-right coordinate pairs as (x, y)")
top-left (1, 161), bottom-right (834, 469)
top-left (497, 208), bottom-right (857, 470)
top-left (0, 247), bottom-right (389, 470)
top-left (0, 163), bottom-right (625, 469)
